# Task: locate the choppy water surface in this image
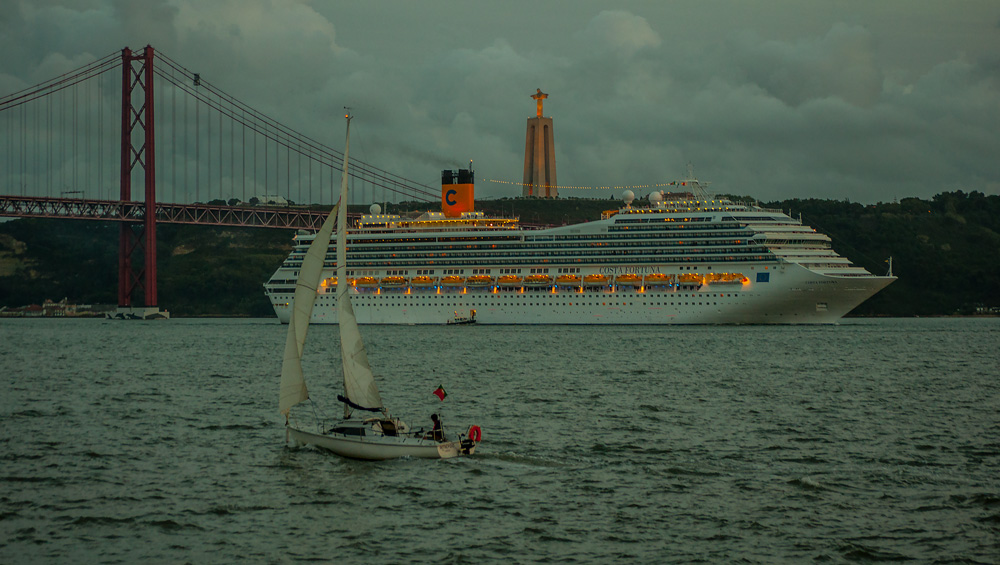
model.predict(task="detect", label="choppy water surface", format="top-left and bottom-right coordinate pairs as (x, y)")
top-left (1, 318), bottom-right (998, 563)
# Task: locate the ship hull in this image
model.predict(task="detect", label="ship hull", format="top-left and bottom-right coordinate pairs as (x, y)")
top-left (270, 264), bottom-right (894, 325)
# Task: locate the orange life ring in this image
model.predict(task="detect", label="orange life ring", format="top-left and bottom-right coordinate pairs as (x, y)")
top-left (467, 425), bottom-right (482, 442)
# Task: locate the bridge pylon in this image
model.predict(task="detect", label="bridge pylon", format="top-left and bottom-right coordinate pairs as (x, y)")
top-left (114, 45), bottom-right (168, 320)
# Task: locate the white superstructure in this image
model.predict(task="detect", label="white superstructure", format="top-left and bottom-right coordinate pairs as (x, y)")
top-left (264, 174), bottom-right (894, 325)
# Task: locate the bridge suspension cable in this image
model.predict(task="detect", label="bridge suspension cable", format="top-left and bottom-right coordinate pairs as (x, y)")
top-left (1, 50), bottom-right (122, 201)
top-left (0, 51), bottom-right (120, 111)
top-left (1, 48), bottom-right (440, 207)
top-left (153, 52), bottom-right (438, 204)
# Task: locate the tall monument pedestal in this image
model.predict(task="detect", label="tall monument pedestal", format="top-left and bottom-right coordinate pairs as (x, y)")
top-left (523, 89), bottom-right (557, 198)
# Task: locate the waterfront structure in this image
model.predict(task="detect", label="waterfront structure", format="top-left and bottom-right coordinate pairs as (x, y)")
top-left (0, 298), bottom-right (112, 317)
top-left (264, 171), bottom-right (895, 325)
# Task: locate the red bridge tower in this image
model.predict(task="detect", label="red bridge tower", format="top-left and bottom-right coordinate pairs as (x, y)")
top-left (115, 46), bottom-right (167, 319)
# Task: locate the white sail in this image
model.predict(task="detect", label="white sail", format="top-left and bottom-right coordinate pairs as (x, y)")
top-left (279, 202), bottom-right (339, 416)
top-left (336, 116), bottom-right (384, 415)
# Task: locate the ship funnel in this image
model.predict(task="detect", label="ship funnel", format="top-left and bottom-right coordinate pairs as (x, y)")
top-left (441, 167), bottom-right (474, 218)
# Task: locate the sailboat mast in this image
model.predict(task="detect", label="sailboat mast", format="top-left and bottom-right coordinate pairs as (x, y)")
top-left (335, 114), bottom-right (385, 419)
top-left (338, 114), bottom-right (352, 419)
top-left (336, 114), bottom-right (351, 289)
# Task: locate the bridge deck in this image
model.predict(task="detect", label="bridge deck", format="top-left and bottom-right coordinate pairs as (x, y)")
top-left (0, 195), bottom-right (338, 230)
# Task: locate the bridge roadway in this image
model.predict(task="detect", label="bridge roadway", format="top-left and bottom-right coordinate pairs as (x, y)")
top-left (0, 195), bottom-right (341, 230)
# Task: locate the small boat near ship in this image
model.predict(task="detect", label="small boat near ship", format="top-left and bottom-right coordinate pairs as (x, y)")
top-left (465, 275), bottom-right (494, 287)
top-left (643, 273), bottom-right (672, 286)
top-left (583, 274), bottom-right (609, 287)
top-left (524, 274), bottom-right (553, 287)
top-left (497, 275), bottom-right (522, 286)
top-left (379, 276), bottom-right (407, 288)
top-left (353, 276), bottom-right (379, 288)
top-left (410, 276), bottom-right (437, 287)
top-left (556, 274), bottom-right (582, 288)
top-left (447, 310), bottom-right (477, 325)
top-left (615, 274), bottom-right (642, 287)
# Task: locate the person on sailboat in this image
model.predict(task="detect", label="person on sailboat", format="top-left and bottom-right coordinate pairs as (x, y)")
top-left (428, 414), bottom-right (444, 442)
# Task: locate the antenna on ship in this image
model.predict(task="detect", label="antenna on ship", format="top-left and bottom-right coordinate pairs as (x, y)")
top-left (682, 162), bottom-right (712, 200)
top-left (886, 256), bottom-right (894, 277)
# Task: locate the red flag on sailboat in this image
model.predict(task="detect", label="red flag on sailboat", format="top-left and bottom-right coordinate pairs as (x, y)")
top-left (433, 385), bottom-right (447, 401)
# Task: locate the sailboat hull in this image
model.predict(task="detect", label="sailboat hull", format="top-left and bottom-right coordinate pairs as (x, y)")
top-left (287, 426), bottom-right (476, 460)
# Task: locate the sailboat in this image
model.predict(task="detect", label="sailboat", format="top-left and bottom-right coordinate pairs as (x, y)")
top-left (279, 114), bottom-right (481, 460)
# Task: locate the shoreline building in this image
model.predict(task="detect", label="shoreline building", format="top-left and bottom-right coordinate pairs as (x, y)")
top-left (522, 89), bottom-right (557, 198)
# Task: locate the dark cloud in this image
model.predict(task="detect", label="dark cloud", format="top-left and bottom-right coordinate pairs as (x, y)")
top-left (726, 24), bottom-right (882, 107)
top-left (1, 0), bottom-right (998, 204)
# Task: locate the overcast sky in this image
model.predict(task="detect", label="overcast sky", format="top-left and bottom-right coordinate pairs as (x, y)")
top-left (1, 0), bottom-right (998, 204)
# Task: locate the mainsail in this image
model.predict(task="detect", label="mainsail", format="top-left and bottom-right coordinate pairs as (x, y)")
top-left (278, 202), bottom-right (339, 416)
top-left (336, 117), bottom-right (383, 416)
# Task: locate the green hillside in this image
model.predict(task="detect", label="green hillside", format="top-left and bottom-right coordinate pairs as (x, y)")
top-left (1, 190), bottom-right (997, 317)
top-left (0, 220), bottom-right (292, 317)
top-left (760, 191), bottom-right (1000, 316)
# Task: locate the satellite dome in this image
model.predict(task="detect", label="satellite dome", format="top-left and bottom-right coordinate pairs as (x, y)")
top-left (648, 191), bottom-right (663, 203)
top-left (622, 190), bottom-right (635, 205)
top-left (369, 203), bottom-right (382, 215)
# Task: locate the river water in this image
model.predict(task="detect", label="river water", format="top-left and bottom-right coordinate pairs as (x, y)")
top-left (1, 317), bottom-right (998, 563)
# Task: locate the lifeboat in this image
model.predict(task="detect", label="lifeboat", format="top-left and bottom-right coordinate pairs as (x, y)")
top-left (497, 275), bottom-right (523, 286)
top-left (556, 274), bottom-right (582, 287)
top-left (678, 273), bottom-right (703, 285)
top-left (721, 272), bottom-right (746, 284)
top-left (583, 274), bottom-right (609, 286)
top-left (354, 276), bottom-right (379, 288)
top-left (615, 274), bottom-right (642, 286)
top-left (380, 276), bottom-right (407, 287)
top-left (643, 273), bottom-right (671, 285)
top-left (466, 275), bottom-right (494, 287)
top-left (321, 277), bottom-right (338, 288)
top-left (410, 276), bottom-right (437, 287)
top-left (524, 274), bottom-right (553, 287)
top-left (440, 275), bottom-right (465, 287)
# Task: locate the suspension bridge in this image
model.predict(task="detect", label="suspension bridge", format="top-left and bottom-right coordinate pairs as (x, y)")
top-left (0, 45), bottom-right (439, 317)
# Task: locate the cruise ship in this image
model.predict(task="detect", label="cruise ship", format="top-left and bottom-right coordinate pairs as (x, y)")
top-left (264, 169), bottom-right (894, 324)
